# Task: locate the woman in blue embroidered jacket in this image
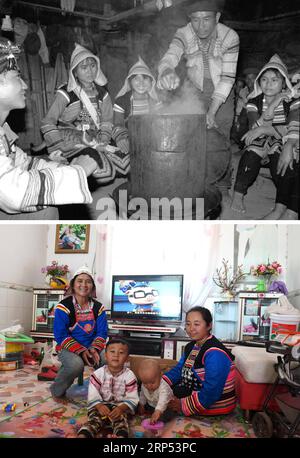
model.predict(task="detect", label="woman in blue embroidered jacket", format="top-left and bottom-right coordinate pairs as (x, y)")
top-left (51, 266), bottom-right (108, 401)
top-left (163, 306), bottom-right (236, 416)
top-left (41, 44), bottom-right (129, 184)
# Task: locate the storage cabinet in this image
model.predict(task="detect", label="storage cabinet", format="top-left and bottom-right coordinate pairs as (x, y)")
top-left (212, 300), bottom-right (239, 342)
top-left (239, 292), bottom-right (282, 343)
top-left (212, 293), bottom-right (282, 344)
top-left (31, 288), bottom-right (65, 339)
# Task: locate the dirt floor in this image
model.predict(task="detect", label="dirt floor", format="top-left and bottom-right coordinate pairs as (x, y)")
top-left (59, 145), bottom-right (279, 221)
top-left (220, 145), bottom-right (277, 220)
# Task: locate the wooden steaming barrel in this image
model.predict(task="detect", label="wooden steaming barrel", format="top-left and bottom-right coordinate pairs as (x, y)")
top-left (128, 114), bottom-right (207, 201)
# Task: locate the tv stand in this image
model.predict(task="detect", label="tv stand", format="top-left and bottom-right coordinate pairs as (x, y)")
top-left (108, 323), bottom-right (177, 334)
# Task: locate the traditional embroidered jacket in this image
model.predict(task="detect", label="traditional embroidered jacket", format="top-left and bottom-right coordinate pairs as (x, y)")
top-left (247, 95), bottom-right (300, 143)
top-left (41, 83), bottom-right (113, 158)
top-left (112, 92), bottom-right (161, 144)
top-left (0, 123), bottom-right (92, 214)
top-left (158, 22), bottom-right (239, 104)
top-left (88, 365), bottom-right (139, 413)
top-left (162, 335), bottom-right (236, 416)
top-left (53, 295), bottom-right (108, 355)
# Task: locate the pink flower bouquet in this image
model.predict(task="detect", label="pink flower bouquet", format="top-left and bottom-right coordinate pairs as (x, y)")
top-left (251, 261), bottom-right (282, 277)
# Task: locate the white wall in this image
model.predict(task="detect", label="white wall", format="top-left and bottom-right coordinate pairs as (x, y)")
top-left (0, 224), bottom-right (48, 332)
top-left (285, 224), bottom-right (300, 310)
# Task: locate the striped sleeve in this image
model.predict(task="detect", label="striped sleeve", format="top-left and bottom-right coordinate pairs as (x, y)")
top-left (157, 27), bottom-right (186, 78)
top-left (40, 90), bottom-right (69, 151)
top-left (88, 372), bottom-right (104, 410)
top-left (212, 29), bottom-right (240, 102)
top-left (90, 305), bottom-right (108, 352)
top-left (112, 96), bottom-right (129, 143)
top-left (99, 91), bottom-right (113, 142)
top-left (247, 105), bottom-right (260, 129)
top-left (286, 98), bottom-right (300, 141)
top-left (53, 304), bottom-right (87, 355)
top-left (0, 149), bottom-right (92, 214)
top-left (162, 354), bottom-right (186, 387)
top-left (122, 370), bottom-right (139, 412)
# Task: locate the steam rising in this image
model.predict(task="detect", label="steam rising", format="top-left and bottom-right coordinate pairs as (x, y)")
top-left (155, 80), bottom-right (206, 115)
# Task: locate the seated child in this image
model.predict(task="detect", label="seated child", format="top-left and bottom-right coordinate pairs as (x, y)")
top-left (138, 358), bottom-right (174, 424)
top-left (231, 54), bottom-right (300, 219)
top-left (41, 43), bottom-right (126, 185)
top-left (0, 38), bottom-right (97, 219)
top-left (112, 56), bottom-right (162, 160)
top-left (77, 338), bottom-right (138, 438)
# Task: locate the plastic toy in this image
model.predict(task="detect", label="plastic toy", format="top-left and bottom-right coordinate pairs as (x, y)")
top-left (141, 419), bottom-right (164, 436)
top-left (134, 429), bottom-right (145, 438)
top-left (2, 403), bottom-right (16, 412)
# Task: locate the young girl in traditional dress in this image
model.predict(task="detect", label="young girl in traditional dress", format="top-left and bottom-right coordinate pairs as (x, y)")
top-left (112, 56), bottom-right (161, 158)
top-left (41, 44), bottom-right (129, 184)
top-left (231, 55), bottom-right (300, 219)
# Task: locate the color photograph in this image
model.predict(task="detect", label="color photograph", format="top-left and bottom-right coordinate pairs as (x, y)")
top-left (55, 224), bottom-right (90, 253)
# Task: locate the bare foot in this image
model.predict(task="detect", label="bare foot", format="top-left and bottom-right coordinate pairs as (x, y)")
top-left (231, 192), bottom-right (246, 213)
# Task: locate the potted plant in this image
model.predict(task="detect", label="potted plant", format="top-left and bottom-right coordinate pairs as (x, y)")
top-left (250, 261), bottom-right (282, 291)
top-left (41, 261), bottom-right (70, 288)
top-left (213, 259), bottom-right (246, 298)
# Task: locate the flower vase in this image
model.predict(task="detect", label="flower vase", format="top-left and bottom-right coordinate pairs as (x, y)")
top-left (222, 289), bottom-right (236, 300)
top-left (256, 275), bottom-right (272, 292)
top-left (48, 276), bottom-right (68, 289)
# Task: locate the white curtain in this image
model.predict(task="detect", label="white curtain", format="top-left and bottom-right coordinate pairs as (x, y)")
top-left (181, 224), bottom-right (220, 313)
top-left (95, 223), bottom-right (220, 315)
top-left (94, 224), bottom-right (114, 309)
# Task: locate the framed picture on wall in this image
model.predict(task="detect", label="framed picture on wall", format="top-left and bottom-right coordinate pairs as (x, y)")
top-left (55, 224), bottom-right (90, 253)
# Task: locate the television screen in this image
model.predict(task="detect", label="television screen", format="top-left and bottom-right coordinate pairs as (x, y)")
top-left (111, 275), bottom-right (183, 324)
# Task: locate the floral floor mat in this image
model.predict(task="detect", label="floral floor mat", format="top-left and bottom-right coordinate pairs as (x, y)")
top-left (0, 366), bottom-right (255, 439)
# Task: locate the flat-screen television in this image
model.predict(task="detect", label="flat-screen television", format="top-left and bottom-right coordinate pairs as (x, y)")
top-left (111, 275), bottom-right (184, 325)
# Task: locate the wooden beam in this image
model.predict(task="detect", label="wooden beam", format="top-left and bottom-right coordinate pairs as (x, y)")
top-left (224, 20), bottom-right (300, 32)
top-left (14, 0), bottom-right (189, 23)
top-left (15, 1), bottom-right (111, 21)
top-left (255, 10), bottom-right (300, 22)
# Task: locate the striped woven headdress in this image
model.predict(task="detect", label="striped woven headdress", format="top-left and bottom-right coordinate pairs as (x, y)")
top-left (0, 39), bottom-right (21, 73)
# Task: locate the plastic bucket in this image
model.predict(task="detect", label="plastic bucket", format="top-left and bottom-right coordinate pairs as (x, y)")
top-left (269, 314), bottom-right (300, 339)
